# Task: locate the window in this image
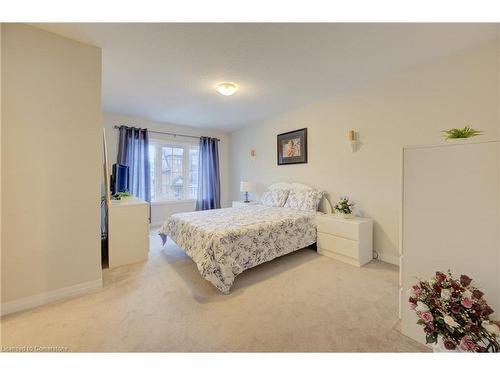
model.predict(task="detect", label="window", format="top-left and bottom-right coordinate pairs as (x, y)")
top-left (148, 140), bottom-right (199, 202)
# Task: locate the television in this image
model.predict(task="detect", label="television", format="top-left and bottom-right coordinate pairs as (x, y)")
top-left (111, 163), bottom-right (129, 195)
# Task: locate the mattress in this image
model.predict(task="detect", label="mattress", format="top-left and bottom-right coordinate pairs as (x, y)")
top-left (159, 205), bottom-right (317, 293)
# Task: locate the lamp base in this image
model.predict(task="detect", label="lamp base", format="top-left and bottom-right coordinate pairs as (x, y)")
top-left (244, 191), bottom-right (250, 203)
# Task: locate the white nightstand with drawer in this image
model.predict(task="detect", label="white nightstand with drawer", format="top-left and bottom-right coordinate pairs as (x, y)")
top-left (232, 201), bottom-right (259, 208)
top-left (315, 215), bottom-right (373, 266)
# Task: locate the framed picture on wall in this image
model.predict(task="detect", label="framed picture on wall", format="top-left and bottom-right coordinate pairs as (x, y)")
top-left (277, 128), bottom-right (308, 165)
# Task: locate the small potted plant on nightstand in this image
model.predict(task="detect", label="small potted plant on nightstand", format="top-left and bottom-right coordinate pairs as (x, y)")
top-left (333, 196), bottom-right (355, 219)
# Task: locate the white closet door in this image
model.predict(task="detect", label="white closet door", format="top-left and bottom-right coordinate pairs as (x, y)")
top-left (400, 141), bottom-right (499, 345)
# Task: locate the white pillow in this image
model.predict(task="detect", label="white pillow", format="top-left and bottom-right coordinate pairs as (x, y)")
top-left (284, 189), bottom-right (324, 211)
top-left (260, 190), bottom-right (289, 207)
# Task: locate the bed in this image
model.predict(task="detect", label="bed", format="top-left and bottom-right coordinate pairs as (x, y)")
top-left (159, 182), bottom-right (328, 293)
top-left (159, 204), bottom-right (319, 294)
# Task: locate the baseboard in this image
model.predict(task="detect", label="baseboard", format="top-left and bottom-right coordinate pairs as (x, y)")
top-left (377, 252), bottom-right (400, 266)
top-left (150, 222), bottom-right (163, 228)
top-left (1, 278), bottom-right (102, 317)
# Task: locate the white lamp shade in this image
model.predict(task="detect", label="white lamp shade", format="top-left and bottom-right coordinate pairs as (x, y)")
top-left (240, 181), bottom-right (253, 192)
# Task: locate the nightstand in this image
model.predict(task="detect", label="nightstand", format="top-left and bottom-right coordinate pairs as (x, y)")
top-left (232, 201), bottom-right (259, 208)
top-left (315, 215), bottom-right (373, 266)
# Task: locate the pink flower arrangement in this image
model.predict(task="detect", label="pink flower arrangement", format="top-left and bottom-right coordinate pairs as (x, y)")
top-left (412, 285), bottom-right (422, 297)
top-left (421, 312), bottom-right (434, 323)
top-left (408, 271), bottom-right (499, 352)
top-left (460, 336), bottom-right (477, 352)
top-left (462, 298), bottom-right (473, 309)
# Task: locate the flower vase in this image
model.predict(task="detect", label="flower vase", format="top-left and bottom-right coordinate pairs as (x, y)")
top-left (336, 212), bottom-right (354, 219)
top-left (432, 337), bottom-right (459, 353)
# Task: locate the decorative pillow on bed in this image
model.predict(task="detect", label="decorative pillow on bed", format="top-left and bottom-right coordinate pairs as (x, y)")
top-left (260, 189), bottom-right (289, 207)
top-left (284, 189), bottom-right (324, 211)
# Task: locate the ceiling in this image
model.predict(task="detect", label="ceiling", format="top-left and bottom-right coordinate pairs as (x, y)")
top-left (35, 23), bottom-right (497, 131)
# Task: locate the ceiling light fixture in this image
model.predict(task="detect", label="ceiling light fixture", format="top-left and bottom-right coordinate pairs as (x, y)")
top-left (216, 82), bottom-right (238, 96)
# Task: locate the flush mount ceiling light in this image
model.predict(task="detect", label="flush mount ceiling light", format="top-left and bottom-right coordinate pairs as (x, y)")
top-left (216, 82), bottom-right (238, 96)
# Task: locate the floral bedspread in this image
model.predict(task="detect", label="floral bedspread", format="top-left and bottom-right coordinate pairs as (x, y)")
top-left (159, 205), bottom-right (317, 293)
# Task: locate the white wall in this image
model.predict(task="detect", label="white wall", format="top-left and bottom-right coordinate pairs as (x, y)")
top-left (1, 24), bottom-right (102, 314)
top-left (229, 41), bottom-right (499, 265)
top-left (102, 112), bottom-right (231, 226)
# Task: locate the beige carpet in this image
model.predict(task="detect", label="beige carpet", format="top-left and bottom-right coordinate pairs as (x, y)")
top-left (0, 229), bottom-right (428, 352)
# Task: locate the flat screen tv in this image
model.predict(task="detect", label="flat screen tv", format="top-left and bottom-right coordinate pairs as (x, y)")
top-left (111, 163), bottom-right (129, 195)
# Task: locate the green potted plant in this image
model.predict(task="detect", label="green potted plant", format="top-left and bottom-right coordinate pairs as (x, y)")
top-left (111, 191), bottom-right (133, 200)
top-left (442, 126), bottom-right (482, 141)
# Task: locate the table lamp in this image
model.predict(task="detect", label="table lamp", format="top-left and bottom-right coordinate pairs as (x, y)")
top-left (240, 181), bottom-right (253, 203)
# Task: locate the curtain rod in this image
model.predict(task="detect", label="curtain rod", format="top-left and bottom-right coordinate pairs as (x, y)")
top-left (113, 125), bottom-right (220, 142)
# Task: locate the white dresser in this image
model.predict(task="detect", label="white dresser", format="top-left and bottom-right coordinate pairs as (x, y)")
top-left (232, 201), bottom-right (259, 208)
top-left (108, 198), bottom-right (149, 269)
top-left (315, 215), bottom-right (373, 266)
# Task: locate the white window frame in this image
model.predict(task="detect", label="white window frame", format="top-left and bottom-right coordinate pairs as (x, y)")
top-left (149, 138), bottom-right (199, 203)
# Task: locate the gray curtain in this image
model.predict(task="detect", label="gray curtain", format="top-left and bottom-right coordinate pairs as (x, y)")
top-left (196, 137), bottom-right (221, 210)
top-left (117, 125), bottom-right (151, 202)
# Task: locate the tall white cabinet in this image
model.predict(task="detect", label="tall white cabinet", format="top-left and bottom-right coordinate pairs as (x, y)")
top-left (400, 140), bottom-right (499, 345)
